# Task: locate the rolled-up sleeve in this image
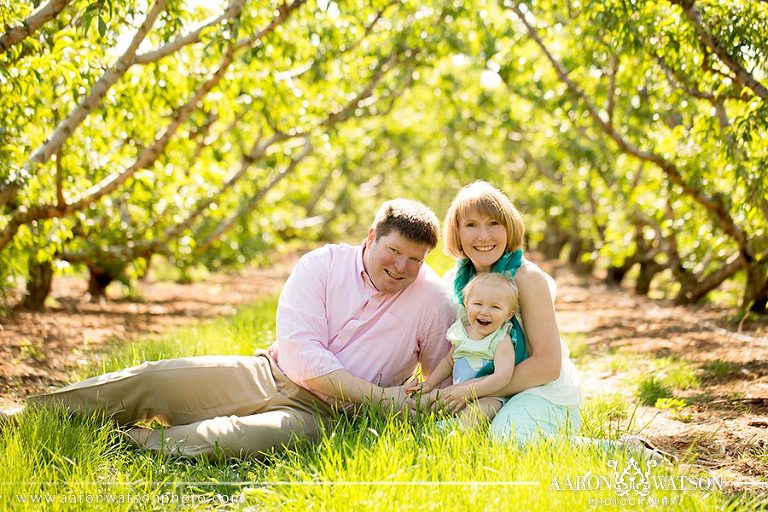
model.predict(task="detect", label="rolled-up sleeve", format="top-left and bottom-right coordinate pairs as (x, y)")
top-left (417, 285), bottom-right (455, 381)
top-left (275, 249), bottom-right (344, 383)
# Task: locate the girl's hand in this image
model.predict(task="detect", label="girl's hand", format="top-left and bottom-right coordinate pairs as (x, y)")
top-left (405, 380), bottom-right (435, 396)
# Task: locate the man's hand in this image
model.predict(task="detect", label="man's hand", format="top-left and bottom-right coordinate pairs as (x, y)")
top-left (380, 385), bottom-right (420, 416)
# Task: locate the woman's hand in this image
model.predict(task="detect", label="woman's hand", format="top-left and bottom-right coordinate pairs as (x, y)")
top-left (433, 384), bottom-right (476, 415)
top-left (411, 388), bottom-right (441, 411)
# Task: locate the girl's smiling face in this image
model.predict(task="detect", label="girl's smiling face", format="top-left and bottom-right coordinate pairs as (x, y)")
top-left (465, 281), bottom-right (516, 339)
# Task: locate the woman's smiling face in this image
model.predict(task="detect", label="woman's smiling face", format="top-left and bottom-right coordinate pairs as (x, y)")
top-left (458, 210), bottom-right (508, 272)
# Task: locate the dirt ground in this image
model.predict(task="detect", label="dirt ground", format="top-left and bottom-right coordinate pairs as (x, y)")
top-left (549, 259), bottom-right (768, 498)
top-left (0, 253), bottom-right (766, 496)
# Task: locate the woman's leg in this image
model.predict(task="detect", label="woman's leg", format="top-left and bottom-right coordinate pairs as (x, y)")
top-left (491, 394), bottom-right (675, 463)
top-left (456, 397), bottom-right (503, 430)
top-left (489, 393), bottom-right (580, 445)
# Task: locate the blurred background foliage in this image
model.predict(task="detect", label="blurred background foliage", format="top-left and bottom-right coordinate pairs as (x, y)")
top-left (1, 0), bottom-right (766, 312)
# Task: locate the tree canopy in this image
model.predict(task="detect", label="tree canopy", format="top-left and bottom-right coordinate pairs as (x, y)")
top-left (1, 0), bottom-right (767, 312)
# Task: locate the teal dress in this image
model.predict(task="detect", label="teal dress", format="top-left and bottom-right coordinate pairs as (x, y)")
top-left (452, 249), bottom-right (529, 366)
top-left (453, 249), bottom-right (582, 444)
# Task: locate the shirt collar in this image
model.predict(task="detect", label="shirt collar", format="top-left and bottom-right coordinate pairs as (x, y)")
top-left (357, 242), bottom-right (377, 290)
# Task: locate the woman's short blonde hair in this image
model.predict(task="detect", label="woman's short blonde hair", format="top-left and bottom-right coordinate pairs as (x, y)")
top-left (443, 181), bottom-right (526, 258)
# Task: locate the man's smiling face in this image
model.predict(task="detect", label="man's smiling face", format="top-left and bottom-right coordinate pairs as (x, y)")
top-left (363, 229), bottom-right (431, 294)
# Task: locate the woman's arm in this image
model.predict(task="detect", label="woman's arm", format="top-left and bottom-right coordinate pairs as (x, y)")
top-left (437, 336), bottom-right (516, 413)
top-left (496, 264), bottom-right (561, 396)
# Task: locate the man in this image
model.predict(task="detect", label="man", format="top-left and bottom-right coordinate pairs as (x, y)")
top-left (18, 199), bottom-right (454, 458)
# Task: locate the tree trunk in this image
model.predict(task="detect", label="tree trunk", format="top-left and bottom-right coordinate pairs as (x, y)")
top-left (751, 291), bottom-right (768, 314)
top-left (673, 254), bottom-right (745, 305)
top-left (744, 264), bottom-right (768, 313)
top-left (19, 259), bottom-right (54, 311)
top-left (137, 254), bottom-right (153, 282)
top-left (566, 235), bottom-right (583, 266)
top-left (606, 260), bottom-right (634, 285)
top-left (537, 226), bottom-right (568, 260)
top-left (567, 235), bottom-right (595, 274)
top-left (635, 260), bottom-right (664, 296)
top-left (87, 265), bottom-right (115, 303)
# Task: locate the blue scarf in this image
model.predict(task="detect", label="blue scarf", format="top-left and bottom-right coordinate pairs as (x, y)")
top-left (452, 249), bottom-right (528, 364)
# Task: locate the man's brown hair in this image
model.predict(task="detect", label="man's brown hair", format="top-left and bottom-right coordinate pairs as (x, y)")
top-left (372, 199), bottom-right (440, 248)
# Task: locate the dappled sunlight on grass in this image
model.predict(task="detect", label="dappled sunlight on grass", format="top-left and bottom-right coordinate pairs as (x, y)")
top-left (1, 296), bottom-right (755, 511)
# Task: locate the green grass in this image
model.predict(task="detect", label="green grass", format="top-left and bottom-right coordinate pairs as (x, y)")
top-left (1, 296), bottom-right (754, 511)
top-left (636, 376), bottom-right (675, 406)
top-left (652, 357), bottom-right (701, 390)
top-left (604, 349), bottom-right (645, 374)
top-left (578, 393), bottom-right (632, 441)
top-left (702, 359), bottom-right (738, 379)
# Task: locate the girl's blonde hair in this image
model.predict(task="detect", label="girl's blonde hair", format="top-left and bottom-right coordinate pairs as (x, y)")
top-left (462, 272), bottom-right (519, 315)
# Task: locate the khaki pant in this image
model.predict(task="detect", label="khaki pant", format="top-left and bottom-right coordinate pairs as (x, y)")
top-left (27, 351), bottom-right (333, 458)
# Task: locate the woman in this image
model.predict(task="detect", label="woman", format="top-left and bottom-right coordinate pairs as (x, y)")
top-left (438, 180), bottom-right (582, 444)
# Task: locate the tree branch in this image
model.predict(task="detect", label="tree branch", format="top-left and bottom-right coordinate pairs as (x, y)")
top-left (134, 0), bottom-right (247, 65)
top-left (55, 149), bottom-right (65, 207)
top-left (0, 185), bottom-right (17, 212)
top-left (270, 0), bottom-right (394, 84)
top-left (19, 0), bottom-right (167, 186)
top-left (197, 135), bottom-right (313, 252)
top-left (197, 46), bottom-right (404, 252)
top-left (669, 0), bottom-right (768, 100)
top-left (0, 0), bottom-right (312, 252)
top-left (0, 0), bottom-right (72, 54)
top-left (507, 4), bottom-right (751, 260)
top-left (235, 0), bottom-right (308, 50)
top-left (606, 53), bottom-right (618, 127)
top-left (322, 51), bottom-right (400, 126)
top-left (0, 41), bottom-right (235, 253)
top-left (652, 51), bottom-right (729, 101)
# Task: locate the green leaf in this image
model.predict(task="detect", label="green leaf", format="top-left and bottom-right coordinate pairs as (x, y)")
top-left (98, 16), bottom-right (107, 38)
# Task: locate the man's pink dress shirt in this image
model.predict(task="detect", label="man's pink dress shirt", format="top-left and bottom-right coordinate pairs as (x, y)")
top-left (269, 243), bottom-right (454, 399)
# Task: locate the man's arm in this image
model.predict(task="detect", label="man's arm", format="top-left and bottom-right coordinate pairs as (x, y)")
top-left (304, 370), bottom-right (415, 413)
top-left (276, 247), bottom-right (419, 413)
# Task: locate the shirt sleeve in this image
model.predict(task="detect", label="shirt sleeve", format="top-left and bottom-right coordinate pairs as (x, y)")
top-left (275, 248), bottom-right (344, 383)
top-left (416, 282), bottom-right (455, 382)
